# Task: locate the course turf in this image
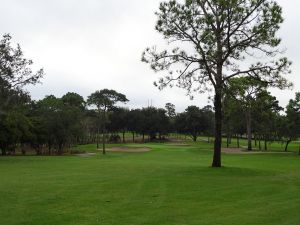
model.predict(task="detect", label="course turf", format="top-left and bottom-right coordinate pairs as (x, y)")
top-left (0, 142), bottom-right (299, 225)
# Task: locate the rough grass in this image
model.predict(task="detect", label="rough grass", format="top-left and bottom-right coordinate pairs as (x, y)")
top-left (0, 141), bottom-right (299, 225)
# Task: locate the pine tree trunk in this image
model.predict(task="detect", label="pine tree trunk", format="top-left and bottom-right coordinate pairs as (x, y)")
top-left (102, 132), bottom-right (106, 154)
top-left (21, 143), bottom-right (26, 155)
top-left (212, 88), bottom-right (222, 168)
top-left (193, 135), bottom-right (197, 142)
top-left (48, 142), bottom-right (52, 155)
top-left (264, 137), bottom-right (267, 151)
top-left (226, 135), bottom-right (229, 148)
top-left (97, 128), bottom-right (99, 149)
top-left (285, 139), bottom-right (291, 152)
top-left (58, 142), bottom-right (63, 155)
top-left (102, 111), bottom-right (106, 155)
top-left (246, 109), bottom-right (252, 151)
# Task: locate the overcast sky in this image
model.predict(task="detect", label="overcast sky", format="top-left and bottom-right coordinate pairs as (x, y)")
top-left (0, 0), bottom-right (299, 112)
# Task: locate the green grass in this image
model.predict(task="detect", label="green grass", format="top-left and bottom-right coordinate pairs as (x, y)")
top-left (0, 141), bottom-right (299, 225)
top-left (195, 136), bottom-right (299, 153)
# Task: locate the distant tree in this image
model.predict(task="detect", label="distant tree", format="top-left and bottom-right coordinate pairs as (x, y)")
top-left (283, 93), bottom-right (300, 151)
top-left (165, 103), bottom-right (176, 133)
top-left (134, 107), bottom-right (170, 141)
top-left (252, 92), bottom-right (282, 151)
top-left (143, 0), bottom-right (291, 167)
top-left (174, 112), bottom-right (187, 137)
top-left (225, 77), bottom-right (268, 151)
top-left (141, 107), bottom-right (159, 140)
top-left (32, 94), bottom-right (85, 155)
top-left (156, 108), bottom-right (170, 139)
top-left (127, 109), bottom-right (143, 142)
top-left (177, 106), bottom-right (209, 142)
top-left (81, 109), bottom-right (99, 145)
top-left (201, 105), bottom-right (215, 142)
top-left (87, 89), bottom-right (128, 154)
top-left (62, 92), bottom-right (86, 110)
top-left (223, 97), bottom-right (245, 148)
top-left (0, 104), bottom-right (32, 155)
top-left (165, 103), bottom-right (176, 118)
top-left (109, 107), bottom-right (130, 143)
top-left (35, 96), bottom-right (61, 154)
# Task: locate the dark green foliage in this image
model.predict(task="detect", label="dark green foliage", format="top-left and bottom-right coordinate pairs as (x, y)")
top-left (108, 107), bottom-right (130, 142)
top-left (30, 94), bottom-right (85, 155)
top-left (285, 92), bottom-right (300, 137)
top-left (62, 92), bottom-right (85, 109)
top-left (87, 89), bottom-right (128, 111)
top-left (0, 34), bottom-right (44, 155)
top-left (175, 105), bottom-right (214, 141)
top-left (140, 107), bottom-right (170, 141)
top-left (127, 109), bottom-right (143, 142)
top-left (0, 111), bottom-right (32, 155)
top-left (279, 92), bottom-right (300, 151)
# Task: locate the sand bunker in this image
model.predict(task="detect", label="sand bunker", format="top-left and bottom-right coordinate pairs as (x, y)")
top-left (106, 146), bottom-right (151, 153)
top-left (76, 153), bottom-right (97, 157)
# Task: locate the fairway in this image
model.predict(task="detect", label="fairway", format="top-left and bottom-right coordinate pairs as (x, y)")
top-left (0, 142), bottom-right (299, 225)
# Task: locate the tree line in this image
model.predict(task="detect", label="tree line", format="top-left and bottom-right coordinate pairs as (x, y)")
top-left (0, 84), bottom-right (213, 155)
top-left (1, 81), bottom-right (299, 156)
top-left (0, 33), bottom-right (299, 155)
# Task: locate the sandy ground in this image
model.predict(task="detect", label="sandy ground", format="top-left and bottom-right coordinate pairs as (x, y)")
top-left (76, 153), bottom-right (97, 157)
top-left (222, 148), bottom-right (293, 154)
top-left (105, 146), bottom-right (151, 153)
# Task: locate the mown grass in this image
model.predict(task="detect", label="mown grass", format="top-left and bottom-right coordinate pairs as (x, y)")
top-left (0, 141), bottom-right (299, 225)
